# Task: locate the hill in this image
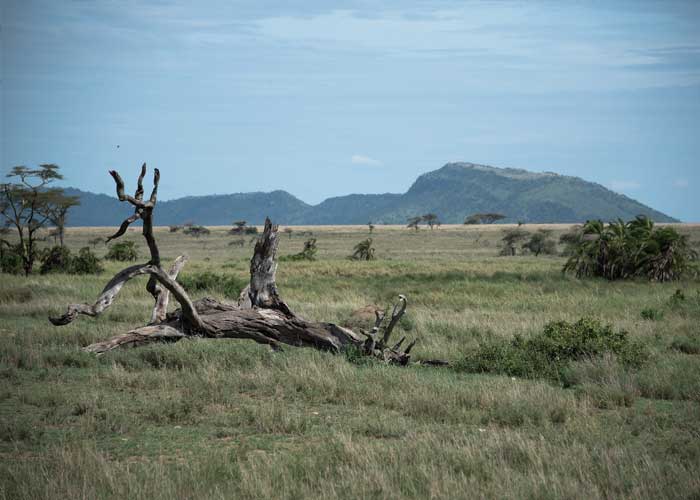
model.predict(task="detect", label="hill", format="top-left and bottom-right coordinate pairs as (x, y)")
top-left (64, 162), bottom-right (678, 226)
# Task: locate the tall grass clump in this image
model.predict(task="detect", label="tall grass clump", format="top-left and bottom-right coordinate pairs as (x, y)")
top-left (177, 271), bottom-right (245, 299)
top-left (458, 317), bottom-right (648, 381)
top-left (562, 216), bottom-right (697, 281)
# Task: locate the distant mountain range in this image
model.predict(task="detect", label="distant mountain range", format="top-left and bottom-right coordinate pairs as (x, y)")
top-left (64, 162), bottom-right (678, 226)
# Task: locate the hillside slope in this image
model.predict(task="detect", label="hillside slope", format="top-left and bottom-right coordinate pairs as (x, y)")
top-left (64, 162), bottom-right (678, 226)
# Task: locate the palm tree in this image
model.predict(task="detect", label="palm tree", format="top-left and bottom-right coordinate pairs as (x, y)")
top-left (351, 238), bottom-right (375, 260)
top-left (563, 216), bottom-right (697, 281)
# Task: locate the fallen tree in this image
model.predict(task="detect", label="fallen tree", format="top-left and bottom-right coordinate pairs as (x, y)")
top-left (50, 165), bottom-right (425, 365)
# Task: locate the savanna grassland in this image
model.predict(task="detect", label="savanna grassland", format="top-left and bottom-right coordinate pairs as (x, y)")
top-left (1, 224), bottom-right (700, 499)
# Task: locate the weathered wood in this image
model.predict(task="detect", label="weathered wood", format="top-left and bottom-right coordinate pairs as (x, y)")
top-left (50, 166), bottom-right (426, 365)
top-left (149, 255), bottom-right (188, 325)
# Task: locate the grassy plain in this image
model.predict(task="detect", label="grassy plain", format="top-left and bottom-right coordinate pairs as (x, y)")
top-left (1, 223), bottom-right (699, 499)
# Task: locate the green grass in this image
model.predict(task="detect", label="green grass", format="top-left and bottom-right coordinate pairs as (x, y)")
top-left (1, 224), bottom-right (699, 499)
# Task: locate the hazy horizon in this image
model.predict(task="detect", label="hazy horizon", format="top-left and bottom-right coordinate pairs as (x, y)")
top-left (2, 1), bottom-right (699, 221)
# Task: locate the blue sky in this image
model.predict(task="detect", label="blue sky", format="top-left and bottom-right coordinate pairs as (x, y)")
top-left (2, 0), bottom-right (699, 220)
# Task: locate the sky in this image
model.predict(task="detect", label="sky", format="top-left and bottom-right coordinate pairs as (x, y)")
top-left (1, 1), bottom-right (699, 221)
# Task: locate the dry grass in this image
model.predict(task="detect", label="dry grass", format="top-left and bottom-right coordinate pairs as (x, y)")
top-left (1, 224), bottom-right (699, 499)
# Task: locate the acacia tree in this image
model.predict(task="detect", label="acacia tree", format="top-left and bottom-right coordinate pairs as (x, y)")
top-left (50, 165), bottom-right (426, 365)
top-left (464, 213), bottom-right (506, 225)
top-left (0, 164), bottom-right (77, 275)
top-left (230, 220), bottom-right (247, 235)
top-left (422, 213), bottom-right (440, 230)
top-left (499, 228), bottom-right (530, 256)
top-left (46, 192), bottom-right (80, 246)
top-left (407, 216), bottom-right (422, 231)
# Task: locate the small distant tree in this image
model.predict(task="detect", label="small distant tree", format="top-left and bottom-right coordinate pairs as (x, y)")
top-left (350, 238), bottom-right (375, 261)
top-left (368, 222), bottom-right (375, 234)
top-left (46, 192), bottom-right (80, 246)
top-left (422, 213), bottom-right (439, 230)
top-left (464, 213), bottom-right (506, 225)
top-left (407, 216), bottom-right (422, 232)
top-left (184, 225), bottom-right (210, 237)
top-left (230, 220), bottom-right (247, 235)
top-left (283, 227), bottom-right (294, 239)
top-left (0, 164), bottom-right (77, 275)
top-left (522, 229), bottom-right (557, 256)
top-left (283, 238), bottom-right (318, 261)
top-left (500, 229), bottom-right (530, 256)
top-left (169, 225), bottom-right (183, 233)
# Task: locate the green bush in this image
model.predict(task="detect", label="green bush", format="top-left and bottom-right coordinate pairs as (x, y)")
top-left (281, 238), bottom-right (317, 261)
top-left (350, 238), bottom-right (375, 261)
top-left (178, 272), bottom-right (245, 299)
top-left (72, 247), bottom-right (104, 274)
top-left (457, 317), bottom-right (648, 382)
top-left (522, 230), bottom-right (556, 256)
top-left (105, 241), bottom-right (138, 261)
top-left (39, 246), bottom-right (103, 275)
top-left (563, 216), bottom-right (697, 281)
top-left (39, 246), bottom-right (72, 274)
top-left (0, 243), bottom-right (25, 274)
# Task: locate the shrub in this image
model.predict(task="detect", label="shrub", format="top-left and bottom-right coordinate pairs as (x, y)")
top-left (178, 272), bottom-right (245, 299)
top-left (522, 230), bottom-right (556, 256)
top-left (281, 238), bottom-right (317, 261)
top-left (71, 247), bottom-right (103, 274)
top-left (457, 317), bottom-right (649, 382)
top-left (350, 238), bottom-right (375, 261)
top-left (39, 245), bottom-right (72, 274)
top-left (0, 242), bottom-right (25, 274)
top-left (105, 241), bottom-right (138, 261)
top-left (39, 246), bottom-right (103, 274)
top-left (563, 216), bottom-right (697, 281)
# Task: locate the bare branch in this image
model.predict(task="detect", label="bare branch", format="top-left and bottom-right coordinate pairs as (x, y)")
top-left (109, 170), bottom-right (144, 208)
top-left (148, 168), bottom-right (160, 205)
top-left (106, 212), bottom-right (141, 243)
top-left (147, 265), bottom-right (205, 331)
top-left (381, 295), bottom-right (407, 345)
top-left (149, 255), bottom-right (188, 324)
top-left (49, 264), bottom-right (153, 325)
top-left (84, 324), bottom-right (185, 355)
top-left (135, 163), bottom-right (146, 200)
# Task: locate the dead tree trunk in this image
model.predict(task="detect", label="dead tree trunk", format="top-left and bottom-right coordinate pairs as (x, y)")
top-left (50, 165), bottom-right (421, 365)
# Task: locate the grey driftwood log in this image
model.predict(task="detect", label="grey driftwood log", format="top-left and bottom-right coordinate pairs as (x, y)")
top-left (50, 165), bottom-right (422, 365)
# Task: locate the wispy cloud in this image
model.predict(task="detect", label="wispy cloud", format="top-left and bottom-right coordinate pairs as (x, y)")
top-left (672, 178), bottom-right (689, 188)
top-left (609, 180), bottom-right (641, 191)
top-left (351, 154), bottom-right (383, 167)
